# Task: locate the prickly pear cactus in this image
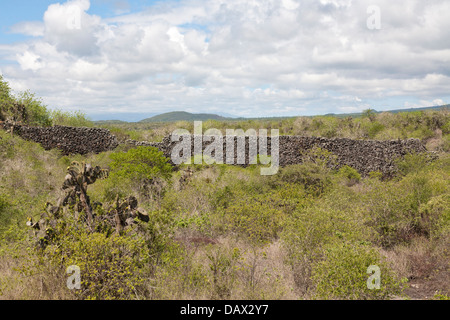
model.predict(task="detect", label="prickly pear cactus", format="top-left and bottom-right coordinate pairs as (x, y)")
top-left (61, 161), bottom-right (109, 227)
top-left (26, 202), bottom-right (61, 248)
top-left (27, 161), bottom-right (150, 247)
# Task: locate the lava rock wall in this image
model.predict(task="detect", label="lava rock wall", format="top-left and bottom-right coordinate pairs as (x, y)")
top-left (1, 122), bottom-right (429, 177)
top-left (1, 123), bottom-right (119, 155)
top-left (126, 134), bottom-right (428, 177)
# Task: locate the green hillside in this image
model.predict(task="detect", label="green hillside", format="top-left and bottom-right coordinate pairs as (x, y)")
top-left (386, 104), bottom-right (449, 114)
top-left (139, 111), bottom-right (227, 123)
top-left (138, 105), bottom-right (449, 123)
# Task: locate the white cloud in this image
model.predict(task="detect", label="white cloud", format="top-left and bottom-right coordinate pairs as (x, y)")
top-left (405, 98), bottom-right (447, 109)
top-left (16, 51), bottom-right (44, 71)
top-left (0, 0), bottom-right (449, 118)
top-left (9, 21), bottom-right (45, 37)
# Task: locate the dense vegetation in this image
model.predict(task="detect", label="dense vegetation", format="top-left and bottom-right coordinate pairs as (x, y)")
top-left (0, 75), bottom-right (449, 300)
top-left (99, 106), bottom-right (450, 154)
top-left (0, 75), bottom-right (93, 128)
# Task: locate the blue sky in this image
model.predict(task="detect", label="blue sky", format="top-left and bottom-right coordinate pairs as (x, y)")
top-left (0, 0), bottom-right (157, 42)
top-left (0, 0), bottom-right (449, 121)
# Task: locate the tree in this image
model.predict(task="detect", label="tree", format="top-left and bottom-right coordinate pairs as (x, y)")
top-left (362, 109), bottom-right (377, 122)
top-left (0, 74), bottom-right (13, 102)
top-left (0, 75), bottom-right (52, 126)
top-left (109, 146), bottom-right (173, 199)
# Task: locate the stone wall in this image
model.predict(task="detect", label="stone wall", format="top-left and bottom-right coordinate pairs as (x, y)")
top-left (1, 122), bottom-right (430, 177)
top-left (1, 123), bottom-right (119, 155)
top-left (126, 134), bottom-right (429, 177)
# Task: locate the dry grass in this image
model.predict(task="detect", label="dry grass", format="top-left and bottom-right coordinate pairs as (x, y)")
top-left (381, 236), bottom-right (449, 299)
top-left (0, 251), bottom-right (75, 300)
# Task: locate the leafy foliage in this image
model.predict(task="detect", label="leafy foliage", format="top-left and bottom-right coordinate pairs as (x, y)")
top-left (107, 147), bottom-right (173, 202)
top-left (337, 165), bottom-right (362, 186)
top-left (1, 80), bottom-right (449, 299)
top-left (50, 109), bottom-right (93, 127)
top-left (311, 242), bottom-right (403, 300)
top-left (109, 146), bottom-right (173, 183)
top-left (15, 91), bottom-right (52, 126)
top-left (45, 217), bottom-right (151, 300)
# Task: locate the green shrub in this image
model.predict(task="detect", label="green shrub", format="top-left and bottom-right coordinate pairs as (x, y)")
top-left (363, 168), bottom-right (448, 247)
top-left (16, 91), bottom-right (52, 126)
top-left (50, 109), bottom-right (93, 127)
top-left (0, 75), bottom-right (15, 121)
top-left (418, 195), bottom-right (450, 240)
top-left (367, 122), bottom-right (385, 139)
top-left (44, 220), bottom-right (150, 300)
top-left (219, 192), bottom-right (285, 244)
top-left (107, 146), bottom-right (173, 200)
top-left (311, 242), bottom-right (403, 300)
top-left (271, 147), bottom-right (336, 196)
top-left (0, 74), bottom-right (13, 102)
top-left (281, 187), bottom-right (373, 296)
top-left (0, 193), bottom-right (10, 232)
top-left (1, 76), bottom-right (53, 126)
top-left (282, 191), bottom-right (369, 265)
top-left (395, 153), bottom-right (432, 177)
top-left (443, 134), bottom-right (450, 152)
top-left (362, 109), bottom-right (377, 122)
top-left (270, 164), bottom-right (332, 194)
top-left (442, 121), bottom-right (450, 135)
top-left (151, 242), bottom-right (209, 299)
top-left (110, 146), bottom-right (172, 182)
top-left (206, 245), bottom-right (240, 299)
top-left (337, 165), bottom-right (361, 186)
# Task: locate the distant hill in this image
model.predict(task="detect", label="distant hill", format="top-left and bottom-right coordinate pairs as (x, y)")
top-left (92, 104), bottom-right (449, 123)
top-left (384, 104), bottom-right (449, 114)
top-left (94, 120), bottom-right (129, 125)
top-left (139, 111), bottom-right (228, 123)
top-left (316, 104), bottom-right (449, 118)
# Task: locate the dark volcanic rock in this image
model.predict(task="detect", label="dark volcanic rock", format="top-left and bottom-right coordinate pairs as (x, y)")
top-left (1, 123), bottom-right (118, 155)
top-left (1, 122), bottom-right (430, 178)
top-left (126, 134), bottom-right (429, 178)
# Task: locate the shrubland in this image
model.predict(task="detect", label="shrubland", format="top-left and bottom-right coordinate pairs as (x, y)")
top-left (0, 75), bottom-right (449, 300)
top-left (0, 75), bottom-right (93, 128)
top-left (99, 107), bottom-right (450, 153)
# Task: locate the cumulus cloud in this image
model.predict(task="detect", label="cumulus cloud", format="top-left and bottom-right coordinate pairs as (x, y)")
top-left (0, 0), bottom-right (449, 118)
top-left (9, 21), bottom-right (45, 37)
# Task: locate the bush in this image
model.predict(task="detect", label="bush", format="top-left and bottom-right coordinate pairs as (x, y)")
top-left (110, 147), bottom-right (172, 182)
top-left (50, 109), bottom-right (93, 127)
top-left (16, 91), bottom-right (52, 126)
top-left (281, 186), bottom-right (371, 294)
top-left (337, 165), bottom-right (361, 186)
top-left (311, 242), bottom-right (404, 300)
top-left (0, 193), bottom-right (10, 232)
top-left (107, 146), bottom-right (173, 201)
top-left (418, 195), bottom-right (450, 241)
top-left (272, 164), bottom-right (332, 196)
top-left (219, 192), bottom-right (285, 244)
top-left (1, 76), bottom-right (52, 126)
top-left (367, 122), bottom-right (385, 139)
top-left (364, 167), bottom-right (449, 247)
top-left (0, 75), bottom-right (13, 102)
top-left (395, 153), bottom-right (433, 177)
top-left (362, 109), bottom-right (377, 122)
top-left (44, 219), bottom-right (150, 300)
